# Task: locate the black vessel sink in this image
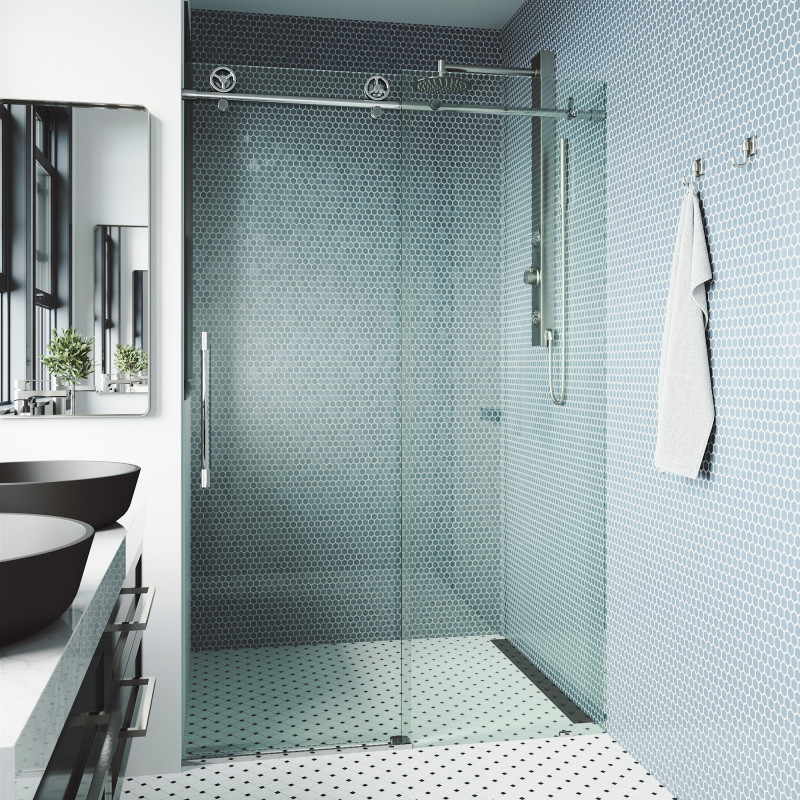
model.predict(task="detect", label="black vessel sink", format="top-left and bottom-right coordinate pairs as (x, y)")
top-left (0, 461), bottom-right (140, 528)
top-left (0, 513), bottom-right (95, 646)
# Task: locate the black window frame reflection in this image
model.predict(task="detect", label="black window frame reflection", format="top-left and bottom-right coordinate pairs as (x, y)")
top-left (0, 104), bottom-right (71, 409)
top-left (0, 104), bottom-right (9, 403)
top-left (31, 105), bottom-right (67, 387)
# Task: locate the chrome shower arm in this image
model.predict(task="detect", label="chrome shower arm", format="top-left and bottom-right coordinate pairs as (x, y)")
top-left (437, 60), bottom-right (541, 77)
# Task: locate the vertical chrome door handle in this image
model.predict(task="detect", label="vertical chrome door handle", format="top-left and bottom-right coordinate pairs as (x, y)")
top-left (201, 332), bottom-right (210, 488)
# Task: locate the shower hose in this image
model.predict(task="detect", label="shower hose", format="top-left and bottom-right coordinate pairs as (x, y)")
top-left (547, 137), bottom-right (567, 405)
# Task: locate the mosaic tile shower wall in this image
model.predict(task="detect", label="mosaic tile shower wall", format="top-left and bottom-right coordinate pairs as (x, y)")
top-left (400, 86), bottom-right (504, 642)
top-left (189, 10), bottom-right (501, 73)
top-left (504, 1), bottom-right (800, 798)
top-left (500, 77), bottom-right (607, 726)
top-left (189, 90), bottom-right (404, 650)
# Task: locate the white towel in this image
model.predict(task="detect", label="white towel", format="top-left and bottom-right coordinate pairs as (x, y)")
top-left (654, 188), bottom-right (714, 478)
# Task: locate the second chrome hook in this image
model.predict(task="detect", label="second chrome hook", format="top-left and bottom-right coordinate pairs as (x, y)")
top-left (732, 135), bottom-right (758, 167)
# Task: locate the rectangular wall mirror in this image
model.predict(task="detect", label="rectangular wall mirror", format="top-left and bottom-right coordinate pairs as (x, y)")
top-left (0, 101), bottom-right (150, 417)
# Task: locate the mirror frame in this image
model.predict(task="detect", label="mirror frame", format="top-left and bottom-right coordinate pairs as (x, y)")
top-left (0, 99), bottom-right (151, 417)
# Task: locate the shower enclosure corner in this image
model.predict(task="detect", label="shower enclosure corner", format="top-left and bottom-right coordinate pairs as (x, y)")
top-left (183, 59), bottom-right (607, 758)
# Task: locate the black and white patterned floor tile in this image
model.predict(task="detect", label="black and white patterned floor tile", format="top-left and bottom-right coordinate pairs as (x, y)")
top-left (185, 637), bottom-right (602, 756)
top-left (124, 735), bottom-right (677, 799)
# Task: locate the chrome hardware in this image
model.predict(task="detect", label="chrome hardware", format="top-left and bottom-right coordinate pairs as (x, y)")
top-left (209, 66), bottom-right (236, 93)
top-left (547, 137), bottom-right (567, 406)
top-left (13, 379), bottom-right (68, 415)
top-left (681, 157), bottom-right (705, 187)
top-left (364, 75), bottom-right (390, 102)
top-left (567, 97), bottom-right (577, 119)
top-left (217, 97), bottom-right (229, 112)
top-left (529, 51), bottom-right (555, 348)
top-left (370, 106), bottom-right (383, 120)
top-left (106, 586), bottom-right (155, 632)
top-left (119, 677), bottom-right (156, 738)
top-left (434, 60), bottom-right (540, 77)
top-left (182, 89), bottom-right (605, 121)
top-left (100, 373), bottom-right (148, 393)
top-left (732, 135), bottom-right (757, 167)
top-left (524, 268), bottom-right (541, 287)
top-left (201, 332), bottom-right (210, 488)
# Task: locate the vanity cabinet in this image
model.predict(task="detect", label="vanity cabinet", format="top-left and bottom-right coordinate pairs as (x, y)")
top-left (31, 559), bottom-right (154, 800)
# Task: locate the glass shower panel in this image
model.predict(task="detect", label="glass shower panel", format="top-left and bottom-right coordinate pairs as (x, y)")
top-left (185, 63), bottom-right (404, 758)
top-left (400, 71), bottom-right (607, 746)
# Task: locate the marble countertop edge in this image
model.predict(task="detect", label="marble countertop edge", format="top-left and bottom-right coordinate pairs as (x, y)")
top-left (0, 522), bottom-right (131, 757)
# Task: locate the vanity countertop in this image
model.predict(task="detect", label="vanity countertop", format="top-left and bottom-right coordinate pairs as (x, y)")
top-left (0, 515), bottom-right (143, 799)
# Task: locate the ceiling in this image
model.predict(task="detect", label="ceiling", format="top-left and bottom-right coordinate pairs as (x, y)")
top-left (188, 0), bottom-right (528, 30)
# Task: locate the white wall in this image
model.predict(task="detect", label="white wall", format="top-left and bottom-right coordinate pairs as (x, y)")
top-left (0, 0), bottom-right (184, 775)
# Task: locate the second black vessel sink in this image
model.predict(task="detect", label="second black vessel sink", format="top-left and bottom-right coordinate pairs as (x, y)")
top-left (0, 461), bottom-right (140, 528)
top-left (0, 513), bottom-right (95, 646)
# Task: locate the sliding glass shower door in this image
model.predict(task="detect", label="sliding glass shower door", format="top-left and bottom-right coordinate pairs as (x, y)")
top-left (185, 64), bottom-right (405, 756)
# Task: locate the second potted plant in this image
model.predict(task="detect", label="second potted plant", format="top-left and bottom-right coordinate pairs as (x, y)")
top-left (40, 327), bottom-right (95, 415)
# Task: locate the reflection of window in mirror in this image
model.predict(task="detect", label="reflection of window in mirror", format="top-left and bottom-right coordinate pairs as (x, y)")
top-left (94, 225), bottom-right (149, 378)
top-left (0, 104), bottom-right (72, 405)
top-left (31, 106), bottom-right (72, 387)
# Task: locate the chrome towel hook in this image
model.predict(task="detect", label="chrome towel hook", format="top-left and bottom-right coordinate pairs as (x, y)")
top-left (681, 158), bottom-right (705, 188)
top-left (732, 135), bottom-right (757, 167)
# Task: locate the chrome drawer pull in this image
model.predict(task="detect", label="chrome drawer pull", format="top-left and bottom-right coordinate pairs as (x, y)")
top-left (119, 676), bottom-right (155, 738)
top-left (107, 586), bottom-right (155, 632)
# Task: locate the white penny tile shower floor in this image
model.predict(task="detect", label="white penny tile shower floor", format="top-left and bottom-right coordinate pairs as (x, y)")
top-left (125, 735), bottom-right (676, 800)
top-left (185, 636), bottom-right (601, 757)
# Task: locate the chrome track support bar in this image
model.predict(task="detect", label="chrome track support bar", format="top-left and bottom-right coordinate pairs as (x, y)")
top-left (181, 90), bottom-right (605, 121)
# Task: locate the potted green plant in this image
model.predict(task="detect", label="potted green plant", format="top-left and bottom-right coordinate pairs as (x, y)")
top-left (113, 344), bottom-right (148, 390)
top-left (40, 327), bottom-right (95, 415)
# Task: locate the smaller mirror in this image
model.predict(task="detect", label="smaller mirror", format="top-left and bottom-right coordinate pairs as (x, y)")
top-left (94, 225), bottom-right (149, 399)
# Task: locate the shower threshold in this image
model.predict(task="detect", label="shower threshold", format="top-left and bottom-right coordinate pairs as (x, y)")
top-left (183, 737), bottom-right (412, 766)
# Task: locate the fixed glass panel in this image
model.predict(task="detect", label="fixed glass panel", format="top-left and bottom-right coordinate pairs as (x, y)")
top-left (400, 71), bottom-right (607, 746)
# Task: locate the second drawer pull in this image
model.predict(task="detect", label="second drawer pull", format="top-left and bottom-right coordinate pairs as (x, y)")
top-left (119, 676), bottom-right (156, 738)
top-left (107, 586), bottom-right (155, 632)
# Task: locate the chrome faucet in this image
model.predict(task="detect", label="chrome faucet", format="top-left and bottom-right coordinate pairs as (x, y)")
top-left (100, 373), bottom-right (147, 393)
top-left (13, 379), bottom-right (68, 415)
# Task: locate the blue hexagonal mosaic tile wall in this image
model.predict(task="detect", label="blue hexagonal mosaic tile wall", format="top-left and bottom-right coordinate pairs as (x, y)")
top-left (503, 1), bottom-right (800, 798)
